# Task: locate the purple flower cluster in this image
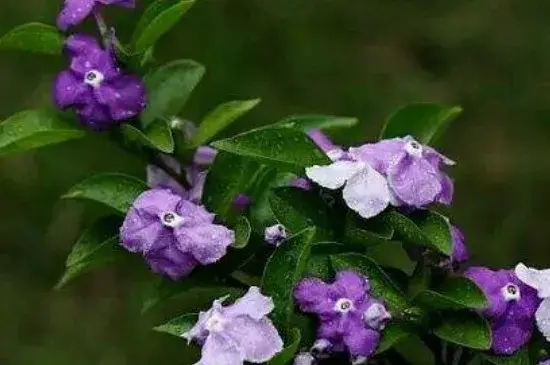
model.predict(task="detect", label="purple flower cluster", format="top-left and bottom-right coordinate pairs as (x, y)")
top-left (465, 267), bottom-right (540, 354)
top-left (53, 0), bottom-right (146, 130)
top-left (306, 135), bottom-right (454, 219)
top-left (183, 287), bottom-right (284, 365)
top-left (294, 270), bottom-right (391, 362)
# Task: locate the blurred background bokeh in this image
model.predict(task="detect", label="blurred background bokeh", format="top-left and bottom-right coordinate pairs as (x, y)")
top-left (2, 1), bottom-right (550, 364)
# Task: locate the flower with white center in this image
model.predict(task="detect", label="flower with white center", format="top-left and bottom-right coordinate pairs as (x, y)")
top-left (160, 211), bottom-right (185, 228)
top-left (306, 160), bottom-right (392, 219)
top-left (501, 283), bottom-right (521, 301)
top-left (334, 298), bottom-right (355, 313)
top-left (183, 287), bottom-right (283, 365)
top-left (83, 70), bottom-right (104, 88)
top-left (516, 263), bottom-right (550, 341)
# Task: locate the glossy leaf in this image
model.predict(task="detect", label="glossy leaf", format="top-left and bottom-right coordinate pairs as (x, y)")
top-left (330, 253), bottom-right (409, 313)
top-left (153, 313), bottom-right (197, 336)
top-left (261, 227), bottom-right (316, 333)
top-left (0, 109), bottom-right (85, 157)
top-left (0, 23), bottom-right (64, 55)
top-left (211, 127), bottom-right (330, 173)
top-left (132, 0), bottom-right (196, 53)
top-left (189, 99), bottom-right (261, 147)
top-left (268, 328), bottom-right (301, 365)
top-left (414, 277), bottom-right (488, 311)
top-left (122, 119), bottom-right (174, 153)
top-left (382, 209), bottom-right (453, 255)
top-left (203, 152), bottom-right (261, 221)
top-left (141, 59), bottom-right (205, 126)
top-left (63, 173), bottom-right (147, 214)
top-left (482, 349), bottom-right (530, 365)
top-left (433, 311), bottom-right (491, 350)
top-left (380, 102), bottom-right (462, 144)
top-left (55, 217), bottom-right (121, 289)
top-left (375, 322), bottom-right (413, 354)
top-left (232, 216), bottom-right (251, 249)
top-left (275, 114), bottom-right (358, 131)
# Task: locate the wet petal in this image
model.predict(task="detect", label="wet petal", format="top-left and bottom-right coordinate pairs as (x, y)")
top-left (388, 155), bottom-right (442, 207)
top-left (57, 0), bottom-right (95, 31)
top-left (119, 207), bottom-right (166, 253)
top-left (294, 277), bottom-right (334, 316)
top-left (176, 199), bottom-right (215, 225)
top-left (225, 286), bottom-right (274, 320)
top-left (76, 99), bottom-right (112, 130)
top-left (53, 70), bottom-right (91, 108)
top-left (225, 316), bottom-right (283, 363)
top-left (465, 267), bottom-right (514, 319)
top-left (343, 320), bottom-right (380, 357)
top-left (348, 138), bottom-right (406, 173)
top-left (342, 165), bottom-right (391, 219)
top-left (515, 263), bottom-right (550, 298)
top-left (198, 333), bottom-right (244, 365)
top-left (95, 75), bottom-right (146, 121)
top-left (175, 223), bottom-right (235, 265)
top-left (145, 244), bottom-right (198, 280)
top-left (65, 34), bottom-right (101, 57)
top-left (451, 225), bottom-right (469, 264)
top-left (146, 164), bottom-right (187, 197)
top-left (306, 161), bottom-right (366, 189)
top-left (332, 270), bottom-right (369, 303)
top-left (436, 173), bottom-right (454, 205)
top-left (491, 314), bottom-right (534, 355)
top-left (536, 298), bottom-right (550, 341)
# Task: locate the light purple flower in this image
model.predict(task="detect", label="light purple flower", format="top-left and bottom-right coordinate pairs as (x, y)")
top-left (348, 136), bottom-right (454, 207)
top-left (120, 188), bottom-right (234, 280)
top-left (515, 263), bottom-right (550, 342)
top-left (294, 352), bottom-right (316, 365)
top-left (290, 177), bottom-right (312, 191)
top-left (465, 267), bottom-right (540, 355)
top-left (183, 286), bottom-right (284, 365)
top-left (53, 34), bottom-right (146, 130)
top-left (57, 0), bottom-right (135, 31)
top-left (294, 270), bottom-right (388, 359)
top-left (265, 224), bottom-right (287, 246)
top-left (539, 360), bottom-right (550, 365)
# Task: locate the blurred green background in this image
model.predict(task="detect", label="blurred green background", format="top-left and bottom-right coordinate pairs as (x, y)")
top-left (2, 1), bottom-right (550, 364)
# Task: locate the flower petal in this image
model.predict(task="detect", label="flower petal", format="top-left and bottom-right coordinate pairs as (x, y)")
top-left (198, 333), bottom-right (244, 365)
top-left (436, 173), bottom-right (454, 205)
top-left (332, 270), bottom-right (369, 303)
top-left (536, 297), bottom-right (550, 342)
top-left (343, 320), bottom-right (380, 357)
top-left (388, 155), bottom-right (442, 207)
top-left (145, 244), bottom-right (198, 280)
top-left (57, 0), bottom-right (95, 31)
top-left (306, 161), bottom-right (366, 189)
top-left (348, 138), bottom-right (406, 173)
top-left (65, 34), bottom-right (102, 57)
top-left (464, 267), bottom-right (513, 319)
top-left (176, 199), bottom-right (215, 226)
top-left (294, 277), bottom-right (334, 316)
top-left (95, 75), bottom-right (147, 121)
top-left (342, 165), bottom-right (391, 219)
top-left (491, 313), bottom-right (534, 355)
top-left (225, 286), bottom-right (274, 320)
top-left (76, 99), bottom-right (112, 130)
top-left (450, 225), bottom-right (468, 264)
top-left (53, 71), bottom-right (91, 109)
top-left (175, 223), bottom-right (235, 265)
top-left (515, 263), bottom-right (550, 298)
top-left (225, 316), bottom-right (283, 363)
top-left (119, 207), bottom-right (166, 253)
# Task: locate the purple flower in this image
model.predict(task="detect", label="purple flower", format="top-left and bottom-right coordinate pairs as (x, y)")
top-left (307, 129), bottom-right (346, 161)
top-left (450, 225), bottom-right (469, 264)
top-left (465, 267), bottom-right (540, 355)
top-left (120, 188), bottom-right (234, 280)
top-left (53, 34), bottom-right (146, 130)
top-left (515, 263), bottom-right (550, 342)
top-left (57, 0), bottom-right (135, 31)
top-left (348, 136), bottom-right (454, 207)
top-left (183, 286), bottom-right (284, 365)
top-left (294, 352), bottom-right (316, 365)
top-left (294, 270), bottom-right (390, 359)
top-left (265, 224), bottom-right (287, 246)
top-left (233, 193), bottom-right (252, 212)
top-left (290, 177), bottom-right (312, 191)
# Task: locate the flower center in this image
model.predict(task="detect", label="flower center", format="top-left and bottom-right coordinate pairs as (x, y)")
top-left (205, 313), bottom-right (226, 332)
top-left (160, 211), bottom-right (185, 228)
top-left (501, 283), bottom-right (521, 301)
top-left (334, 298), bottom-right (354, 313)
top-left (404, 140), bottom-right (423, 157)
top-left (84, 70), bottom-right (104, 88)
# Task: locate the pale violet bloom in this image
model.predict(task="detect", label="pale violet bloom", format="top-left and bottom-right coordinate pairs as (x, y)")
top-left (265, 224), bottom-right (287, 246)
top-left (294, 352), bottom-right (316, 365)
top-left (183, 286), bottom-right (284, 365)
top-left (306, 160), bottom-right (392, 219)
top-left (515, 263), bottom-right (550, 342)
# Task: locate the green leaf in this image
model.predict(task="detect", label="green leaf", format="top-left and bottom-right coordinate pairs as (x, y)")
top-left (0, 109), bottom-right (85, 157)
top-left (482, 349), bottom-right (530, 365)
top-left (330, 253), bottom-right (409, 313)
top-left (0, 23), bottom-right (64, 55)
top-left (269, 187), bottom-right (336, 238)
top-left (261, 227), bottom-right (316, 333)
top-left (63, 173), bottom-right (147, 214)
top-left (122, 119), bottom-right (174, 153)
top-left (380, 102), bottom-right (462, 144)
top-left (433, 311), bottom-right (491, 350)
top-left (275, 114), bottom-right (358, 131)
top-left (141, 59), bottom-right (205, 126)
top-left (414, 277), bottom-right (488, 311)
top-left (55, 217), bottom-right (120, 289)
top-left (211, 127), bottom-right (330, 173)
top-left (203, 152), bottom-right (261, 221)
top-left (382, 209), bottom-right (453, 255)
top-left (232, 216), bottom-right (251, 249)
top-left (269, 328), bottom-right (301, 365)
top-left (153, 313), bottom-right (197, 336)
top-left (376, 322), bottom-right (413, 354)
top-left (189, 99), bottom-right (261, 147)
top-left (131, 0), bottom-right (196, 53)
